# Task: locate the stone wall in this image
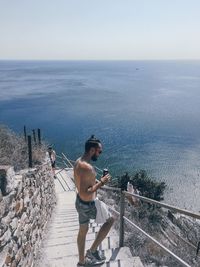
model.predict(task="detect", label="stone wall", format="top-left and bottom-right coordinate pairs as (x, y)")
top-left (0, 162), bottom-right (56, 267)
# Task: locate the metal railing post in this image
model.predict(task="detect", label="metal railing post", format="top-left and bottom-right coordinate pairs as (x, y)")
top-left (32, 129), bottom-right (36, 144)
top-left (24, 125), bottom-right (27, 141)
top-left (119, 190), bottom-right (125, 247)
top-left (37, 128), bottom-right (41, 145)
top-left (28, 135), bottom-right (33, 168)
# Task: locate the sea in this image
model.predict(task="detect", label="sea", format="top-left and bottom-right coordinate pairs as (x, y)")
top-left (0, 60), bottom-right (200, 212)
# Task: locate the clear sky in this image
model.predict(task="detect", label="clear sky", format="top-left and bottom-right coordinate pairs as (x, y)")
top-left (0, 0), bottom-right (200, 60)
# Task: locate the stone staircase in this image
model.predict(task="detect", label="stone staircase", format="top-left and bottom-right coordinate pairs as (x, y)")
top-left (36, 169), bottom-right (144, 267)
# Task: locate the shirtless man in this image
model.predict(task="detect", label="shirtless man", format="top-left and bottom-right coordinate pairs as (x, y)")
top-left (74, 135), bottom-right (114, 266)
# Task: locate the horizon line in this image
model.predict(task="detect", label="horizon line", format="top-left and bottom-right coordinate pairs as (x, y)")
top-left (0, 58), bottom-right (200, 62)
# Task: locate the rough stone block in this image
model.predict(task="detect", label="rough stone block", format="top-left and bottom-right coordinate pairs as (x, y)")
top-left (1, 213), bottom-right (12, 225)
top-left (0, 166), bottom-right (15, 196)
top-left (0, 249), bottom-right (8, 267)
top-left (0, 228), bottom-right (11, 248)
top-left (0, 200), bottom-right (6, 217)
top-left (0, 168), bottom-right (8, 196)
top-left (0, 223), bottom-right (8, 238)
top-left (5, 254), bottom-right (12, 265)
top-left (10, 218), bottom-right (18, 232)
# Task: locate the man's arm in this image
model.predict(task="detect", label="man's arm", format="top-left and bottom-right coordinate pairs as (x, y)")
top-left (87, 179), bottom-right (104, 193)
top-left (87, 173), bottom-right (111, 193)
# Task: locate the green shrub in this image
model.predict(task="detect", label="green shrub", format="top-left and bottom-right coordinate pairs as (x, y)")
top-left (118, 170), bottom-right (166, 201)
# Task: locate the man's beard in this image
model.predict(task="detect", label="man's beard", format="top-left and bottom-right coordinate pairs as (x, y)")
top-left (91, 155), bottom-right (98, 161)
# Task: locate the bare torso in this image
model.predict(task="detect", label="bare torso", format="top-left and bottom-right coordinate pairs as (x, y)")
top-left (74, 157), bottom-right (96, 201)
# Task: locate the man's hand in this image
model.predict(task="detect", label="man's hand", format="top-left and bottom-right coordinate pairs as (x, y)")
top-left (100, 174), bottom-right (111, 185)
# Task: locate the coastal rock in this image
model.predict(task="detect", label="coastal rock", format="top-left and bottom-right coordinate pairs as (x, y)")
top-left (5, 254), bottom-right (12, 265)
top-left (15, 199), bottom-right (23, 215)
top-left (0, 200), bottom-right (6, 217)
top-left (1, 214), bottom-right (12, 225)
top-left (10, 218), bottom-right (18, 232)
top-left (0, 228), bottom-right (11, 248)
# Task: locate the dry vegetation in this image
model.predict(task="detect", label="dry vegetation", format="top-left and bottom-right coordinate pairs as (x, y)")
top-left (0, 125), bottom-right (47, 171)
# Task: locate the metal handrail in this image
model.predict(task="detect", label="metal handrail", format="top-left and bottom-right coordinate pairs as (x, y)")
top-left (55, 154), bottom-right (74, 191)
top-left (124, 191), bottom-right (200, 220)
top-left (104, 202), bottom-right (192, 267)
top-left (58, 171), bottom-right (71, 191)
top-left (100, 187), bottom-right (196, 266)
top-left (56, 155), bottom-right (63, 159)
top-left (105, 190), bottom-right (192, 266)
top-left (61, 153), bottom-right (74, 168)
top-left (102, 185), bottom-right (121, 192)
top-left (123, 216), bottom-right (191, 267)
top-left (102, 186), bottom-right (200, 220)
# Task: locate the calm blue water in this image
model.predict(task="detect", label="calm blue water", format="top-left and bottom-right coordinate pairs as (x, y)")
top-left (0, 60), bottom-right (200, 211)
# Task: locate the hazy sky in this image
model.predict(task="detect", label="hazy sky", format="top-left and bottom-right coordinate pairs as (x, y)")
top-left (0, 0), bottom-right (200, 60)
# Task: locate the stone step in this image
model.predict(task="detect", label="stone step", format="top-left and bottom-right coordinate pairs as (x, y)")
top-left (43, 235), bottom-right (119, 259)
top-left (46, 231), bottom-right (118, 247)
top-left (40, 256), bottom-right (144, 267)
top-left (44, 246), bottom-right (132, 261)
top-left (48, 222), bottom-right (114, 234)
top-left (56, 171), bottom-right (75, 189)
top-left (47, 222), bottom-right (108, 238)
top-left (47, 225), bottom-right (104, 238)
top-left (95, 246), bottom-right (133, 261)
top-left (55, 170), bottom-right (75, 192)
top-left (39, 246), bottom-right (144, 267)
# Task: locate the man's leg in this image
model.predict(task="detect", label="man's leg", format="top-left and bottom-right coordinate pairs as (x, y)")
top-left (90, 217), bottom-right (114, 252)
top-left (77, 223), bottom-right (89, 264)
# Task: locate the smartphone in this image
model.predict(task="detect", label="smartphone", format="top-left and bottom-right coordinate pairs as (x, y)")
top-left (103, 168), bottom-right (109, 176)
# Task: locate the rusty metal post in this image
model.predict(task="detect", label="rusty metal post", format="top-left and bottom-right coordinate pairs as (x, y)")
top-left (32, 129), bottom-right (36, 144)
top-left (37, 128), bottom-right (41, 145)
top-left (28, 135), bottom-right (33, 168)
top-left (0, 168), bottom-right (8, 196)
top-left (24, 125), bottom-right (27, 141)
top-left (119, 191), bottom-right (125, 247)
